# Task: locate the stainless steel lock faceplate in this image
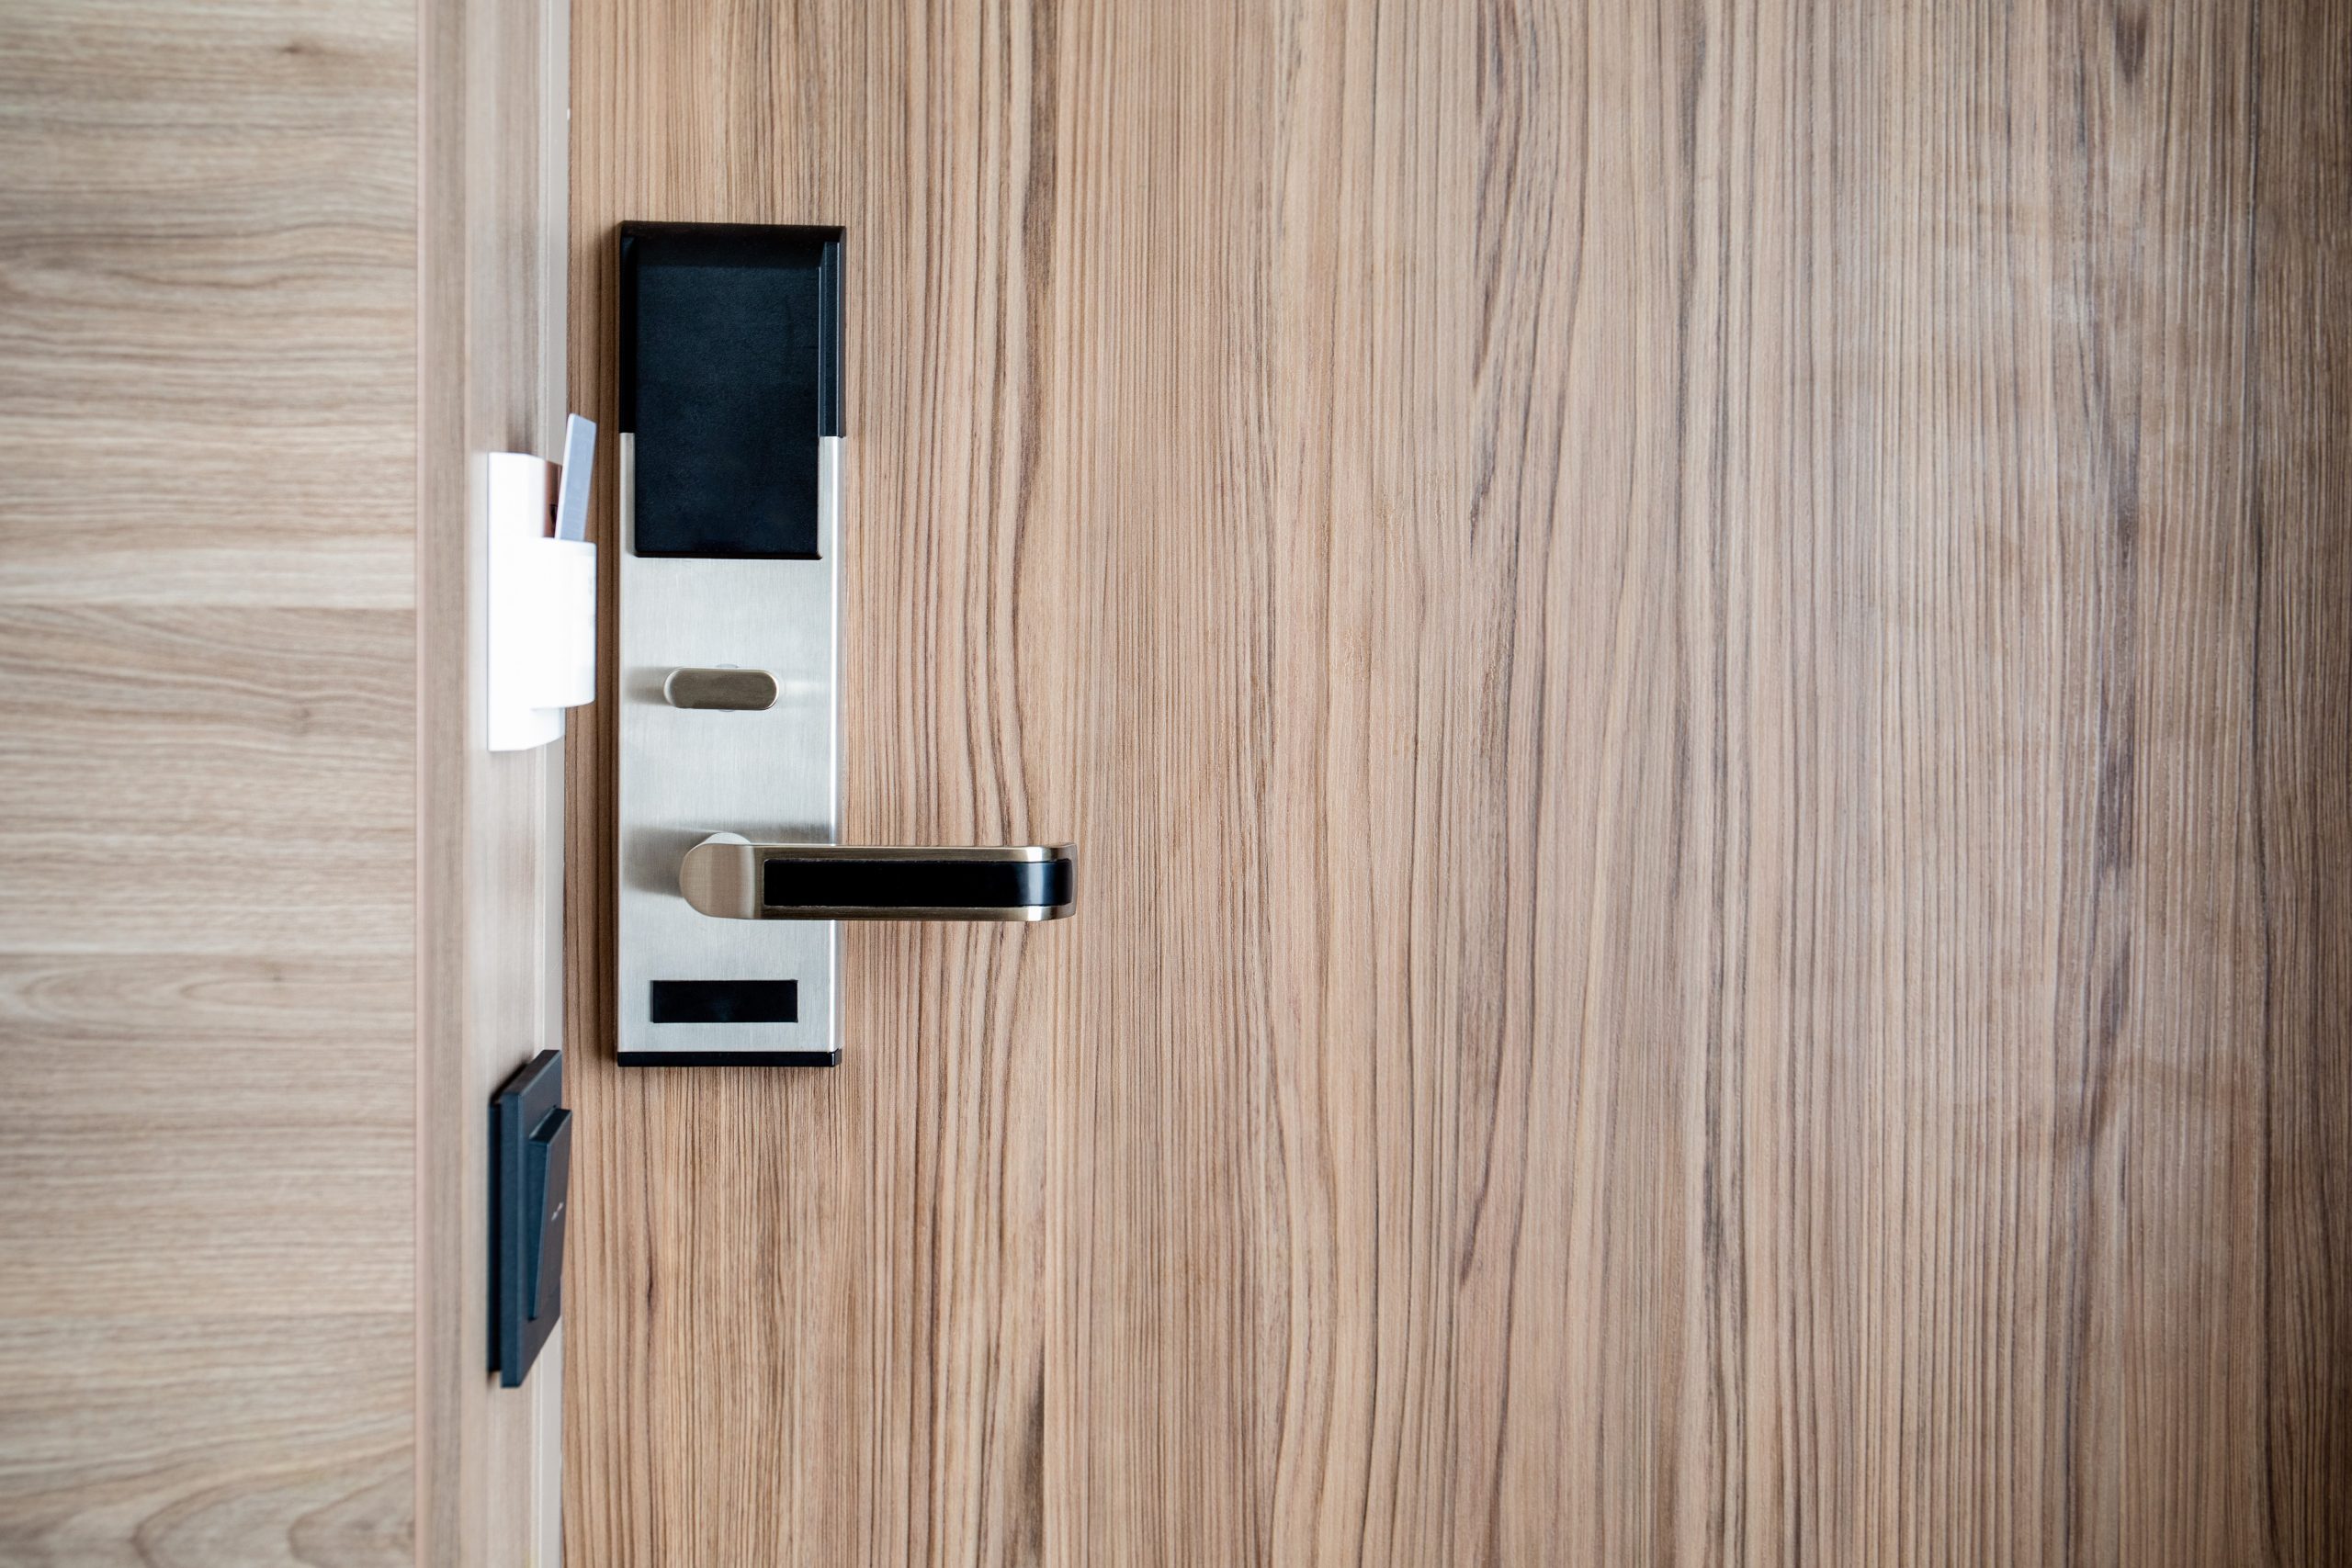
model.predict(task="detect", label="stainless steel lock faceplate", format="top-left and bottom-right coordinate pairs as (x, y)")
top-left (613, 220), bottom-right (1072, 1066)
top-left (616, 432), bottom-right (841, 1065)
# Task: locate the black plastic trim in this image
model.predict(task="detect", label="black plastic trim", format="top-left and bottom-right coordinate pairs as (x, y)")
top-left (617, 220), bottom-right (843, 559)
top-left (617, 221), bottom-right (841, 435)
top-left (761, 854), bottom-right (1073, 912)
top-left (649, 978), bottom-right (799, 1024)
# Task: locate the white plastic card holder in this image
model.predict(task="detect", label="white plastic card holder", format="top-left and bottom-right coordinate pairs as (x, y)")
top-left (483, 448), bottom-right (598, 752)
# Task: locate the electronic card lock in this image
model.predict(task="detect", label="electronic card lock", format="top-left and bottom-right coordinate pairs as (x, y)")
top-left (616, 222), bottom-right (1074, 1066)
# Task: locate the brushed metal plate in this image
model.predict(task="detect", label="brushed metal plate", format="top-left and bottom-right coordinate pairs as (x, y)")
top-left (615, 433), bottom-right (841, 1063)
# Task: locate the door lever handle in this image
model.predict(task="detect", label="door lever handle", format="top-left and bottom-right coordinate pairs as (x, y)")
top-left (680, 836), bottom-right (1075, 922)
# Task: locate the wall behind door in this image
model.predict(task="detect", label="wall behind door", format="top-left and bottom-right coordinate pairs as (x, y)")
top-left (0, 1), bottom-right (419, 1560)
top-left (0, 0), bottom-right (568, 1562)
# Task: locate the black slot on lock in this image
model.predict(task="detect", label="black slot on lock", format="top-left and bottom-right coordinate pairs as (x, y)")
top-left (619, 220), bottom-right (843, 559)
top-left (492, 1050), bottom-right (571, 1387)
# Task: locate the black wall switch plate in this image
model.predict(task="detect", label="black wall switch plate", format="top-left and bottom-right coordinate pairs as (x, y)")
top-left (492, 1049), bottom-right (570, 1387)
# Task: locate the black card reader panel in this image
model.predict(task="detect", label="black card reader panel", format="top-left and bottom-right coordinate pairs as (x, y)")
top-left (619, 221), bottom-right (842, 559)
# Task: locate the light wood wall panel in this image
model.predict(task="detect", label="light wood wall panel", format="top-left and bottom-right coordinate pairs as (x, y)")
top-left (565, 0), bottom-right (2352, 1562)
top-left (0, 1), bottom-right (419, 1563)
top-left (417, 0), bottom-right (572, 1561)
top-left (0, 0), bottom-right (573, 1562)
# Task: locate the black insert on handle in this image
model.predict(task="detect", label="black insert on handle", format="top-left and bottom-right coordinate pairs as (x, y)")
top-left (619, 221), bottom-right (842, 559)
top-left (762, 852), bottom-right (1074, 917)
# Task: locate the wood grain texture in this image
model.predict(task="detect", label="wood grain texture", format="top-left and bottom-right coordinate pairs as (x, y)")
top-left (1, 0), bottom-right (572, 1561)
top-left (564, 1), bottom-right (2352, 1562)
top-left (416, 0), bottom-right (572, 1562)
top-left (2247, 5), bottom-right (2352, 1562)
top-left (0, 0), bottom-right (418, 1562)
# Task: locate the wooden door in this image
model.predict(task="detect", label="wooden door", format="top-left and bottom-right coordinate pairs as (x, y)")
top-left (563, 2), bottom-right (2352, 1562)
